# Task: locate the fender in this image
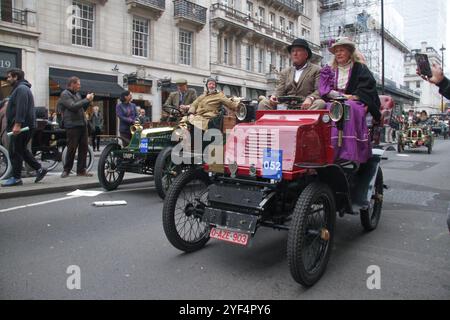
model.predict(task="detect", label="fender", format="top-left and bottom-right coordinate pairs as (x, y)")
top-left (295, 163), bottom-right (353, 215)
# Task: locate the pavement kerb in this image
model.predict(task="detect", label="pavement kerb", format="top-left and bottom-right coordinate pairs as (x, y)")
top-left (0, 176), bottom-right (154, 200)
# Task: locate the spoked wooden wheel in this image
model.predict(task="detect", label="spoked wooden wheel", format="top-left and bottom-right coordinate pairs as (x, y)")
top-left (97, 143), bottom-right (125, 191)
top-left (154, 146), bottom-right (181, 200)
top-left (0, 145), bottom-right (12, 181)
top-left (287, 182), bottom-right (336, 287)
top-left (162, 169), bottom-right (211, 252)
top-left (360, 168), bottom-right (384, 231)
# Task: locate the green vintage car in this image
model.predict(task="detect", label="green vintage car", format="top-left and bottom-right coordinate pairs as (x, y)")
top-left (98, 101), bottom-right (256, 199)
top-left (97, 122), bottom-right (181, 199)
top-left (398, 124), bottom-right (434, 154)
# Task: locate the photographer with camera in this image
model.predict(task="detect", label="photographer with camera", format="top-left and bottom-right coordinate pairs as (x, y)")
top-left (57, 76), bottom-right (94, 178)
top-left (418, 63), bottom-right (450, 100)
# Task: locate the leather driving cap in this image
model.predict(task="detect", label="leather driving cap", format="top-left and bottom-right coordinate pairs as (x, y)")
top-left (287, 38), bottom-right (312, 59)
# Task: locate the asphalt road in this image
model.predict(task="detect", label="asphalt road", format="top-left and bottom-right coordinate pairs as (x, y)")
top-left (1, 139), bottom-right (449, 300)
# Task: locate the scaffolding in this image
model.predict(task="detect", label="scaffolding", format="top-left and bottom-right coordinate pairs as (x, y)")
top-left (319, 0), bottom-right (397, 76)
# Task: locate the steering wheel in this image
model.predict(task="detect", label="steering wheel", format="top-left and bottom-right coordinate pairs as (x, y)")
top-left (162, 106), bottom-right (183, 118)
top-left (277, 96), bottom-right (305, 110)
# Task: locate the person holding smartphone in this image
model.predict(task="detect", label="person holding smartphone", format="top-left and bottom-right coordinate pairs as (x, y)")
top-left (418, 63), bottom-right (450, 100)
top-left (57, 76), bottom-right (94, 178)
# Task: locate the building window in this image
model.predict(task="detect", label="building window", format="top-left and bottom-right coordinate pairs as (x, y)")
top-left (258, 7), bottom-right (265, 24)
top-left (269, 51), bottom-right (275, 72)
top-left (279, 17), bottom-right (285, 32)
top-left (246, 45), bottom-right (253, 72)
top-left (279, 55), bottom-right (285, 71)
top-left (224, 38), bottom-right (229, 64)
top-left (71, 1), bottom-right (94, 47)
top-left (246, 1), bottom-right (253, 19)
top-left (288, 21), bottom-right (294, 36)
top-left (235, 40), bottom-right (240, 68)
top-left (222, 0), bottom-right (234, 8)
top-left (258, 49), bottom-right (264, 73)
top-left (302, 28), bottom-right (310, 40)
top-left (132, 18), bottom-right (149, 58)
top-left (179, 29), bottom-right (193, 66)
top-left (299, 0), bottom-right (305, 14)
top-left (269, 12), bottom-right (275, 29)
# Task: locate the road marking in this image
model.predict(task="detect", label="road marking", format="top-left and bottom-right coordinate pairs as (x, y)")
top-left (0, 195), bottom-right (82, 213)
top-left (0, 186), bottom-right (153, 214)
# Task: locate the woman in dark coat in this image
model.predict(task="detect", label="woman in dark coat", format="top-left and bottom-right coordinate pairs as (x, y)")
top-left (319, 37), bottom-right (381, 163)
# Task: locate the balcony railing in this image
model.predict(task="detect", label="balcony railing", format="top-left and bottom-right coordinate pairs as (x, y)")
top-left (270, 0), bottom-right (303, 16)
top-left (125, 0), bottom-right (165, 11)
top-left (1, 8), bottom-right (27, 25)
top-left (174, 0), bottom-right (207, 26)
top-left (211, 4), bottom-right (298, 39)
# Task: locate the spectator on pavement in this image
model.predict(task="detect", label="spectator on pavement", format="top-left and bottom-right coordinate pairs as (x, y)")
top-left (2, 68), bottom-right (48, 187)
top-left (57, 76), bottom-right (94, 178)
top-left (89, 106), bottom-right (103, 152)
top-left (116, 91), bottom-right (137, 146)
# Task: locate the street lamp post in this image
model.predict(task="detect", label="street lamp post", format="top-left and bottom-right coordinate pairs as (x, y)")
top-left (381, 0), bottom-right (385, 94)
top-left (440, 44), bottom-right (446, 113)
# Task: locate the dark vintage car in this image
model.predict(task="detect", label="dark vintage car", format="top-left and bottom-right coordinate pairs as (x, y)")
top-left (0, 107), bottom-right (94, 180)
top-left (162, 96), bottom-right (386, 287)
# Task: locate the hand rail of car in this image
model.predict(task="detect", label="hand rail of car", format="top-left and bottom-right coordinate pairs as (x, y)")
top-left (216, 176), bottom-right (278, 188)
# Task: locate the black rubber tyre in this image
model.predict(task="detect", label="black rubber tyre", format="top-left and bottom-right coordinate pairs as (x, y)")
top-left (62, 145), bottom-right (94, 173)
top-left (360, 168), bottom-right (384, 232)
top-left (98, 143), bottom-right (125, 191)
top-left (287, 182), bottom-right (336, 287)
top-left (154, 146), bottom-right (180, 200)
top-left (34, 148), bottom-right (61, 172)
top-left (0, 145), bottom-right (12, 181)
top-left (162, 168), bottom-right (211, 253)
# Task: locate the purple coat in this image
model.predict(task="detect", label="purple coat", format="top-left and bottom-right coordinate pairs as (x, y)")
top-left (116, 102), bottom-right (137, 133)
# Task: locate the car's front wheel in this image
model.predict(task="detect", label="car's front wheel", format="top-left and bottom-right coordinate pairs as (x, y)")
top-left (98, 143), bottom-right (125, 191)
top-left (162, 168), bottom-right (211, 253)
top-left (287, 182), bottom-right (336, 287)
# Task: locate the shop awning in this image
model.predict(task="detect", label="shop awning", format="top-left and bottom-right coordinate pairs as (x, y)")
top-left (49, 68), bottom-right (124, 98)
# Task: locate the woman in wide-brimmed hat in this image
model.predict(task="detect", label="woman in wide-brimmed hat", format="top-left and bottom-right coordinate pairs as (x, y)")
top-left (319, 37), bottom-right (381, 164)
top-left (320, 37), bottom-right (381, 121)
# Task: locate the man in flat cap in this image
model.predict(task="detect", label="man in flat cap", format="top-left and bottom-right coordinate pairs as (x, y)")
top-left (162, 78), bottom-right (197, 121)
top-left (271, 38), bottom-right (325, 110)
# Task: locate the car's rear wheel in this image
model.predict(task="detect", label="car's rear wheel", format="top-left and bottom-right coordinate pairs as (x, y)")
top-left (287, 182), bottom-right (336, 287)
top-left (163, 168), bottom-right (211, 253)
top-left (34, 147), bottom-right (62, 172)
top-left (360, 168), bottom-right (384, 231)
top-left (397, 141), bottom-right (404, 153)
top-left (0, 145), bottom-right (12, 181)
top-left (62, 145), bottom-right (94, 173)
top-left (154, 146), bottom-right (181, 200)
top-left (98, 143), bottom-right (125, 191)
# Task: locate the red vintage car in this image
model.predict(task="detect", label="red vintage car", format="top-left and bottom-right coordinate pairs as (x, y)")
top-left (162, 97), bottom-right (386, 287)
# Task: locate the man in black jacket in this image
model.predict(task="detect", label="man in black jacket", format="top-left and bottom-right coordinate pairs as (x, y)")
top-left (57, 76), bottom-right (94, 178)
top-left (2, 69), bottom-right (47, 187)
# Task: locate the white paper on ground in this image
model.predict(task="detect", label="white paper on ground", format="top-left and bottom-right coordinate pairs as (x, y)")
top-left (396, 154), bottom-right (410, 157)
top-left (92, 201), bottom-right (127, 207)
top-left (67, 189), bottom-right (104, 197)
